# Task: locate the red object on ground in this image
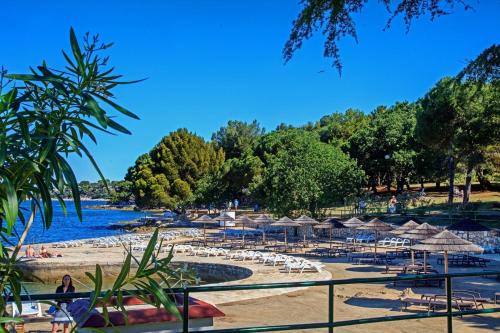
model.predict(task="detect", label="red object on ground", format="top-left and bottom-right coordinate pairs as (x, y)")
top-left (81, 295), bottom-right (224, 328)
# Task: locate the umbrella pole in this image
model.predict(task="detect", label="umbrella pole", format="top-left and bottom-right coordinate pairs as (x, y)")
top-left (329, 228), bottom-right (332, 249)
top-left (444, 251), bottom-right (449, 275)
top-left (285, 228), bottom-right (288, 252)
top-left (411, 250), bottom-right (415, 266)
top-left (204, 224), bottom-right (207, 246)
top-left (224, 221), bottom-right (227, 242)
top-left (243, 223), bottom-right (246, 249)
top-left (424, 251), bottom-right (427, 274)
top-left (374, 231), bottom-right (378, 258)
top-left (303, 227), bottom-right (306, 248)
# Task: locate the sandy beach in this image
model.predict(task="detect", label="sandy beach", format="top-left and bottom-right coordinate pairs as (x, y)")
top-left (17, 232), bottom-right (500, 333)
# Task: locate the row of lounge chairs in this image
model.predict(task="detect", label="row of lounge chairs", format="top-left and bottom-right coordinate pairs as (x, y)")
top-left (85, 229), bottom-right (203, 249)
top-left (174, 245), bottom-right (324, 274)
top-left (346, 234), bottom-right (375, 243)
top-left (437, 254), bottom-right (490, 267)
top-left (378, 237), bottom-right (410, 247)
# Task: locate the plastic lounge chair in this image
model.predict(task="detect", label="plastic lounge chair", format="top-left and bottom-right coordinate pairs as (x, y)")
top-left (378, 237), bottom-right (390, 246)
top-left (12, 301), bottom-right (42, 318)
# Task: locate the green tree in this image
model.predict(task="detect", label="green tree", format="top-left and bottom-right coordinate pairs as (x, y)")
top-left (348, 103), bottom-right (418, 193)
top-left (127, 129), bottom-right (224, 208)
top-left (254, 129), bottom-right (364, 216)
top-left (311, 109), bottom-right (369, 149)
top-left (417, 77), bottom-right (499, 204)
top-left (212, 120), bottom-right (264, 159)
top-left (0, 29), bottom-right (186, 327)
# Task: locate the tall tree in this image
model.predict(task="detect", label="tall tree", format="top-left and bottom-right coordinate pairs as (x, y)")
top-left (212, 120), bottom-right (264, 159)
top-left (348, 103), bottom-right (417, 193)
top-left (254, 129), bottom-right (364, 216)
top-left (417, 78), bottom-right (499, 204)
top-left (126, 129), bottom-right (224, 208)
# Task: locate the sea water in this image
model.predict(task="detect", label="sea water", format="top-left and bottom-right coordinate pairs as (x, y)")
top-left (10, 200), bottom-right (145, 244)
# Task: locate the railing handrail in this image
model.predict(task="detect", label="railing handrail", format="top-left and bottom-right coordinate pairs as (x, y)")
top-left (6, 270), bottom-right (499, 301)
top-left (5, 270), bottom-right (500, 333)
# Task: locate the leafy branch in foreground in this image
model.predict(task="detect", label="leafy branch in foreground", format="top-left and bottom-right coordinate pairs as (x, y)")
top-left (71, 229), bottom-right (195, 332)
top-left (0, 27), bottom-right (144, 330)
top-left (284, 0), bottom-right (473, 73)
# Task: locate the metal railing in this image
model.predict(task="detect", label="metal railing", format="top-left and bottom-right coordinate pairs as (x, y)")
top-left (8, 271), bottom-right (500, 333)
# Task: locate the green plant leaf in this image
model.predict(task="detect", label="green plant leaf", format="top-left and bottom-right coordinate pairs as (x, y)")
top-left (1, 178), bottom-right (18, 235)
top-left (136, 229), bottom-right (158, 275)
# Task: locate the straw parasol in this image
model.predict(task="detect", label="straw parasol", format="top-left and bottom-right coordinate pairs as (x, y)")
top-left (357, 218), bottom-right (393, 256)
top-left (391, 220), bottom-right (420, 236)
top-left (412, 230), bottom-right (483, 275)
top-left (396, 216), bottom-right (423, 226)
top-left (215, 212), bottom-right (235, 241)
top-left (399, 222), bottom-right (440, 269)
top-left (271, 217), bottom-right (301, 250)
top-left (294, 215), bottom-right (319, 244)
top-left (314, 218), bottom-right (346, 248)
top-left (342, 217), bottom-right (365, 228)
top-left (192, 215), bottom-right (218, 245)
top-left (446, 218), bottom-right (490, 240)
top-left (252, 214), bottom-right (275, 243)
top-left (234, 214), bottom-right (255, 247)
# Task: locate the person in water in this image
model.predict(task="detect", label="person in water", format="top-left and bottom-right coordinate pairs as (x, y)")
top-left (51, 274), bottom-right (75, 333)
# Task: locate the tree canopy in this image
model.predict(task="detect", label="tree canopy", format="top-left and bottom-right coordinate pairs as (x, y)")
top-left (253, 129), bottom-right (365, 216)
top-left (284, 1), bottom-right (490, 75)
top-left (126, 129), bottom-right (224, 208)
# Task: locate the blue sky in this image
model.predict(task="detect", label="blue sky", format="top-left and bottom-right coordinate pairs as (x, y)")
top-left (3, 1), bottom-right (499, 181)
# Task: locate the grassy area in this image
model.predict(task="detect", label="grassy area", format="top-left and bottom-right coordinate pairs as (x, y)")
top-left (322, 184), bottom-right (500, 228)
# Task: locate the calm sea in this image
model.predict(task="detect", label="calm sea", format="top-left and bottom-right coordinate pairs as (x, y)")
top-left (12, 200), bottom-right (145, 244)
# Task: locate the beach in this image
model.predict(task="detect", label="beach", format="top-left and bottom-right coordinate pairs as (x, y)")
top-left (18, 230), bottom-right (500, 332)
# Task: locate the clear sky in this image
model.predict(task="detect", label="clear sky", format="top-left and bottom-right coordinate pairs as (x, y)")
top-left (3, 1), bottom-right (499, 181)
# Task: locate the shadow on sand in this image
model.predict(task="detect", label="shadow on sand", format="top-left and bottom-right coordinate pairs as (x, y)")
top-left (343, 296), bottom-right (401, 311)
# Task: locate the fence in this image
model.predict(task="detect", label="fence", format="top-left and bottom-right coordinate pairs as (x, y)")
top-left (8, 271), bottom-right (499, 333)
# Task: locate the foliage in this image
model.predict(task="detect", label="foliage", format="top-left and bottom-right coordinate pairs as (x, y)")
top-left (126, 129), bottom-right (224, 209)
top-left (310, 108), bottom-right (369, 150)
top-left (253, 129), bottom-right (364, 216)
top-left (284, 0), bottom-right (473, 72)
top-left (417, 77), bottom-right (500, 203)
top-left (348, 103), bottom-right (418, 192)
top-left (212, 120), bottom-right (264, 159)
top-left (75, 229), bottom-right (195, 331)
top-left (0, 29), bottom-right (187, 330)
top-left (456, 44), bottom-right (499, 84)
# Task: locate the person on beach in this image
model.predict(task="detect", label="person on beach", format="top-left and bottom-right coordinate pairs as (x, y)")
top-left (25, 245), bottom-right (36, 257)
top-left (40, 245), bottom-right (62, 258)
top-left (51, 274), bottom-right (75, 333)
top-left (388, 195), bottom-right (398, 214)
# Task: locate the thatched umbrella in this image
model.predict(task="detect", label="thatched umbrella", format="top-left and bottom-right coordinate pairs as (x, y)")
top-left (215, 212), bottom-right (235, 241)
top-left (356, 218), bottom-right (393, 256)
top-left (446, 218), bottom-right (490, 240)
top-left (234, 214), bottom-right (255, 247)
top-left (399, 222), bottom-right (440, 269)
top-left (252, 214), bottom-right (275, 243)
top-left (271, 217), bottom-right (301, 250)
top-left (396, 216), bottom-right (423, 226)
top-left (314, 218), bottom-right (346, 248)
top-left (192, 215), bottom-right (219, 245)
top-left (294, 215), bottom-right (319, 245)
top-left (392, 220), bottom-right (420, 236)
top-left (412, 230), bottom-right (483, 276)
top-left (342, 217), bottom-right (365, 228)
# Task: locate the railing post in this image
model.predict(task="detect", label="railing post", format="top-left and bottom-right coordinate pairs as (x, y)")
top-left (329, 283), bottom-right (334, 333)
top-left (183, 288), bottom-right (189, 333)
top-left (446, 275), bottom-right (453, 333)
